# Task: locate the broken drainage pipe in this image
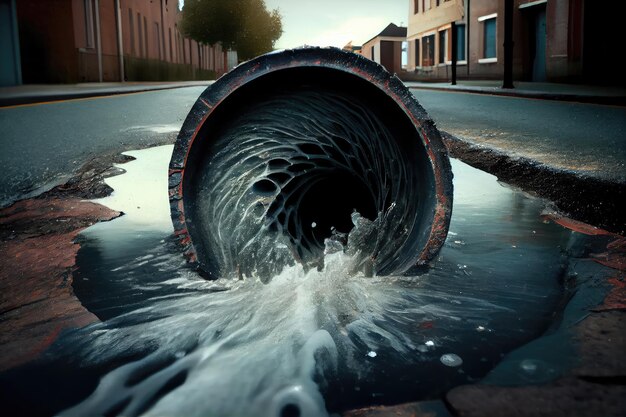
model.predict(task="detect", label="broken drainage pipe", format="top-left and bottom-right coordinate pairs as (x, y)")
top-left (169, 47), bottom-right (453, 280)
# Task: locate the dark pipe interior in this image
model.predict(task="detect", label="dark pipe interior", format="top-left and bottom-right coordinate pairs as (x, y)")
top-left (295, 175), bottom-right (377, 242)
top-left (183, 67), bottom-right (436, 280)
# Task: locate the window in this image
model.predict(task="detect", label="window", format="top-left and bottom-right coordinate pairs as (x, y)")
top-left (84, 0), bottom-right (95, 48)
top-left (129, 8), bottom-right (135, 56)
top-left (414, 0), bottom-right (419, 14)
top-left (175, 25), bottom-right (180, 62)
top-left (438, 29), bottom-right (448, 64)
top-left (180, 35), bottom-right (184, 64)
top-left (436, 0), bottom-right (441, 6)
top-left (144, 16), bottom-right (149, 57)
top-left (155, 22), bottom-right (161, 60)
top-left (455, 24), bottom-right (466, 61)
top-left (422, 34), bottom-right (435, 66)
top-left (415, 39), bottom-right (420, 66)
top-left (481, 16), bottom-right (497, 60)
top-left (137, 13), bottom-right (143, 57)
top-left (402, 41), bottom-right (408, 67)
top-left (169, 28), bottom-right (173, 62)
top-left (484, 18), bottom-right (496, 58)
top-left (371, 45), bottom-right (375, 61)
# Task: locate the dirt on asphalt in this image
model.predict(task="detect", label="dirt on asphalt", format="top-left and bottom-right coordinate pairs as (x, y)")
top-left (0, 152), bottom-right (132, 371)
top-left (441, 131), bottom-right (626, 236)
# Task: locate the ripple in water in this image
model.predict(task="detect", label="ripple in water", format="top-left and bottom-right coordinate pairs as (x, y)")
top-left (29, 146), bottom-right (568, 417)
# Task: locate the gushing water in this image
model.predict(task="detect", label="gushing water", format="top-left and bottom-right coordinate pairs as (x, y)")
top-left (48, 146), bottom-right (567, 416)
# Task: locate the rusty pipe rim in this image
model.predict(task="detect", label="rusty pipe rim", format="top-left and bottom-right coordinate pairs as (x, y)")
top-left (169, 47), bottom-right (453, 280)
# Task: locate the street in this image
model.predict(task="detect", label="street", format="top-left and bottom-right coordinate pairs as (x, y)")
top-left (1, 86), bottom-right (624, 209)
top-left (412, 89), bottom-right (626, 182)
top-left (0, 87), bottom-right (205, 207)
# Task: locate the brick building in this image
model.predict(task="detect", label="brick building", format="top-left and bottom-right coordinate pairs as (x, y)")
top-left (14, 0), bottom-right (237, 84)
top-left (405, 0), bottom-right (623, 85)
top-left (361, 23), bottom-right (407, 75)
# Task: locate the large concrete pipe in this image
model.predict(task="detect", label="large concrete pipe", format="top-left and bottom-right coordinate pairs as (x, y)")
top-left (169, 47), bottom-right (453, 280)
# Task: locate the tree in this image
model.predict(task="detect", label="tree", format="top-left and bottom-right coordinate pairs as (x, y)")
top-left (181, 0), bottom-right (283, 61)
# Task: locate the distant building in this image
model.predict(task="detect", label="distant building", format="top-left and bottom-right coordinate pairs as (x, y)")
top-left (406, 0), bottom-right (463, 77)
top-left (11, 0), bottom-right (238, 84)
top-left (361, 23), bottom-right (407, 74)
top-left (406, 0), bottom-right (622, 85)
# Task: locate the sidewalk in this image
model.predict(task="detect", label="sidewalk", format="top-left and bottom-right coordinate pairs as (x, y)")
top-left (2, 79), bottom-right (625, 107)
top-left (404, 80), bottom-right (626, 106)
top-left (0, 80), bottom-right (214, 107)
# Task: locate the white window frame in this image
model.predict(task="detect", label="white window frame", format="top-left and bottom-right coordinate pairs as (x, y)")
top-left (519, 0), bottom-right (547, 10)
top-left (478, 13), bottom-right (498, 63)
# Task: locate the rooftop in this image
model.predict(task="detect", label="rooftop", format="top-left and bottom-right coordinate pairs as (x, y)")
top-left (363, 23), bottom-right (407, 45)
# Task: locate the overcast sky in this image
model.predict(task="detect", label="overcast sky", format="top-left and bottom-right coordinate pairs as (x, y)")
top-left (264, 0), bottom-right (409, 48)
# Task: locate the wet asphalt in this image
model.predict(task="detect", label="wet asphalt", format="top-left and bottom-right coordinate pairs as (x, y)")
top-left (0, 86), bottom-right (205, 207)
top-left (0, 86), bottom-right (624, 207)
top-left (412, 89), bottom-right (626, 183)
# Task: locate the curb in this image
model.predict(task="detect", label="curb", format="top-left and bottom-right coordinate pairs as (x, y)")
top-left (440, 131), bottom-right (626, 235)
top-left (0, 83), bottom-right (213, 108)
top-left (3, 82), bottom-right (624, 108)
top-left (406, 84), bottom-right (626, 106)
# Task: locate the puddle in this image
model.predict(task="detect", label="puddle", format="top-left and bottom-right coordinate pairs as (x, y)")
top-left (122, 125), bottom-right (182, 135)
top-left (4, 146), bottom-right (581, 416)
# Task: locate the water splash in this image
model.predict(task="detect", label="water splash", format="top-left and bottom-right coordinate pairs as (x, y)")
top-left (61, 247), bottom-right (523, 417)
top-left (46, 146), bottom-right (568, 416)
top-left (185, 89), bottom-right (437, 280)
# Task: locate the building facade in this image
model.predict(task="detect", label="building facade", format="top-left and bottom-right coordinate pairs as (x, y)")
top-left (15, 0), bottom-right (237, 84)
top-left (0, 0), bottom-right (21, 87)
top-left (361, 23), bottom-right (407, 75)
top-left (405, 0), bottom-right (622, 85)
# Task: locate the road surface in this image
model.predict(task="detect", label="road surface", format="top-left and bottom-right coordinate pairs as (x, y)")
top-left (1, 86), bottom-right (624, 207)
top-left (0, 87), bottom-right (205, 207)
top-left (412, 89), bottom-right (626, 183)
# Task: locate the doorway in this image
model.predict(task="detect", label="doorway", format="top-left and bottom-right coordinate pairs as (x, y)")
top-left (524, 4), bottom-right (547, 82)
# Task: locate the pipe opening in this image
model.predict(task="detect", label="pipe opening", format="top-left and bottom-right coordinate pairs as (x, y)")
top-left (280, 403), bottom-right (301, 417)
top-left (180, 64), bottom-right (448, 281)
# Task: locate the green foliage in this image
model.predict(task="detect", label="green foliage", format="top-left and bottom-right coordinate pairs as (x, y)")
top-left (181, 0), bottom-right (283, 61)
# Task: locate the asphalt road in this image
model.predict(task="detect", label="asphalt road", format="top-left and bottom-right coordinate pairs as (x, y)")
top-left (0, 87), bottom-right (205, 207)
top-left (1, 86), bottom-right (624, 207)
top-left (412, 89), bottom-right (626, 183)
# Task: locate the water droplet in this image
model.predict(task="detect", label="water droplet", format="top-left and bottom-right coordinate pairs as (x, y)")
top-left (520, 359), bottom-right (538, 374)
top-left (476, 325), bottom-right (486, 332)
top-left (367, 351), bottom-right (377, 358)
top-left (425, 340), bottom-right (435, 347)
top-left (311, 222), bottom-right (317, 228)
top-left (440, 353), bottom-right (463, 367)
